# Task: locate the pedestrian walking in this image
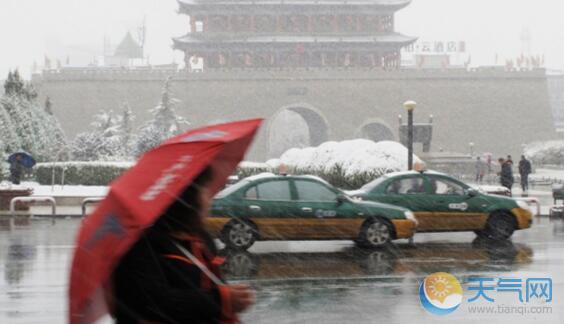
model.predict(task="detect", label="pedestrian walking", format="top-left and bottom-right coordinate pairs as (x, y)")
top-left (7, 152), bottom-right (36, 185)
top-left (518, 155), bottom-right (532, 192)
top-left (475, 156), bottom-right (486, 183)
top-left (112, 168), bottom-right (254, 323)
top-left (498, 157), bottom-right (514, 195)
top-left (69, 119), bottom-right (263, 324)
top-left (9, 154), bottom-right (24, 185)
top-left (506, 155), bottom-right (514, 166)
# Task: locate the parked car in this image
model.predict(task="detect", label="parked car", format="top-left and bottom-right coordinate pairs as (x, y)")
top-left (348, 170), bottom-right (533, 240)
top-left (206, 173), bottom-right (417, 250)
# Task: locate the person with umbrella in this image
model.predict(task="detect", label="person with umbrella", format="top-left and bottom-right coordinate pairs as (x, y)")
top-left (112, 166), bottom-right (254, 323)
top-left (69, 119), bottom-right (262, 324)
top-left (8, 152), bottom-right (36, 185)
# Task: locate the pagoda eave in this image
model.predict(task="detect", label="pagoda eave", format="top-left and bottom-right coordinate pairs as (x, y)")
top-left (173, 34), bottom-right (416, 48)
top-left (178, 0), bottom-right (411, 14)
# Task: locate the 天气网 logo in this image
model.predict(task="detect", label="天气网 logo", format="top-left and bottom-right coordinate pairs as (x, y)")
top-left (420, 272), bottom-right (463, 315)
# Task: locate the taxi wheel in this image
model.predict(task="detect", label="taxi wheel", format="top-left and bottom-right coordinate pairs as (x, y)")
top-left (357, 218), bottom-right (393, 248)
top-left (222, 220), bottom-right (257, 251)
top-left (482, 212), bottom-right (516, 240)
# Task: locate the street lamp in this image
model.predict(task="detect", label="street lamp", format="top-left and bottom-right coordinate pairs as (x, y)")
top-left (403, 100), bottom-right (417, 170)
top-left (469, 142), bottom-right (475, 156)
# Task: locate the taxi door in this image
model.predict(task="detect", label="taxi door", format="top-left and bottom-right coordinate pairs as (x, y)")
top-left (242, 179), bottom-right (298, 240)
top-left (291, 179), bottom-right (355, 239)
top-left (374, 175), bottom-right (436, 229)
top-left (421, 175), bottom-right (489, 231)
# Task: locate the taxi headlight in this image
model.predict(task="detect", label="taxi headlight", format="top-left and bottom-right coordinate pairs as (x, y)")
top-left (516, 200), bottom-right (532, 213)
top-left (404, 211), bottom-right (418, 225)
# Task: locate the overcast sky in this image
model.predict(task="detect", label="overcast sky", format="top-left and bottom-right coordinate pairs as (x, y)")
top-left (1, 0), bottom-right (563, 79)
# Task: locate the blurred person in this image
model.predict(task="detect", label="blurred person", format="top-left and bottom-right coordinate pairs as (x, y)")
top-left (518, 155), bottom-right (532, 192)
top-left (112, 167), bottom-right (255, 323)
top-left (9, 154), bottom-right (24, 185)
top-left (474, 156), bottom-right (486, 183)
top-left (498, 158), bottom-right (514, 195)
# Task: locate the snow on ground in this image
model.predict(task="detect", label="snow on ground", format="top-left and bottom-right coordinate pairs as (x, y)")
top-left (268, 139), bottom-right (421, 176)
top-left (6, 181), bottom-right (109, 197)
top-left (530, 168), bottom-right (564, 182)
top-left (36, 161), bottom-right (135, 168)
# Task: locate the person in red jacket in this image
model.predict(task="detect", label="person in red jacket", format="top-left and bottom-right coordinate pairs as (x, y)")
top-left (112, 167), bottom-right (255, 323)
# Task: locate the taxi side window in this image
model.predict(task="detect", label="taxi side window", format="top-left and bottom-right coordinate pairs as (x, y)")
top-left (254, 180), bottom-right (291, 200)
top-left (294, 180), bottom-right (338, 201)
top-left (244, 186), bottom-right (258, 199)
top-left (430, 178), bottom-right (465, 195)
top-left (386, 178), bottom-right (426, 195)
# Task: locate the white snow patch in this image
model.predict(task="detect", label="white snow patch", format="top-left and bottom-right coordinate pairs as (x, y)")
top-left (7, 181), bottom-right (109, 197)
top-left (273, 139), bottom-right (421, 176)
top-left (36, 161), bottom-right (135, 168)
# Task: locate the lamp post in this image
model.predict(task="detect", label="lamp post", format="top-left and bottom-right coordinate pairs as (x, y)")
top-left (403, 100), bottom-right (417, 170)
top-left (469, 142), bottom-right (475, 157)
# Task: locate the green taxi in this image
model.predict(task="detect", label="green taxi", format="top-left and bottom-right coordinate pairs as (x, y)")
top-left (348, 170), bottom-right (533, 240)
top-left (206, 173), bottom-right (417, 250)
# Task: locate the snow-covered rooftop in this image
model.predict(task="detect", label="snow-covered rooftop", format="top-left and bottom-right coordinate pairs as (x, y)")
top-left (178, 0), bottom-right (411, 7)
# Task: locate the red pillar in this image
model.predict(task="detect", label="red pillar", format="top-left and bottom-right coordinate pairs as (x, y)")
top-left (356, 15), bottom-right (362, 32)
top-left (333, 15), bottom-right (338, 32)
top-left (190, 16), bottom-right (196, 33)
top-left (276, 15), bottom-right (281, 32)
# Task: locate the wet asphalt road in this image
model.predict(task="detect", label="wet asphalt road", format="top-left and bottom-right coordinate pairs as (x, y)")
top-left (0, 216), bottom-right (563, 323)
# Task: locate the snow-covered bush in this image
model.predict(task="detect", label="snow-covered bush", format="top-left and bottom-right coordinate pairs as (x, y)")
top-left (524, 141), bottom-right (564, 166)
top-left (237, 161), bottom-right (272, 179)
top-left (71, 106), bottom-right (136, 161)
top-left (268, 139), bottom-right (421, 189)
top-left (35, 161), bottom-right (134, 185)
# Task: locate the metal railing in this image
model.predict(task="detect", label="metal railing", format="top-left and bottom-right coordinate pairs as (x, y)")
top-left (513, 197), bottom-right (541, 217)
top-left (10, 196), bottom-right (56, 216)
top-left (81, 197), bottom-right (104, 217)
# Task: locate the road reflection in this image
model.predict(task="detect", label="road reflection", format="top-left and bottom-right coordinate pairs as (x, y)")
top-left (4, 240), bottom-right (36, 285)
top-left (221, 238), bottom-right (533, 281)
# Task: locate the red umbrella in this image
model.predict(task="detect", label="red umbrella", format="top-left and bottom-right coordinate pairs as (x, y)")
top-left (69, 119), bottom-right (263, 324)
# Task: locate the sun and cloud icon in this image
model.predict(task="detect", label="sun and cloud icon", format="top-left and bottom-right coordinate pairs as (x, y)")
top-left (420, 272), bottom-right (463, 315)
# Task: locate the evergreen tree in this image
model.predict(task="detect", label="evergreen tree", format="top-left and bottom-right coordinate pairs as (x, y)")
top-left (134, 77), bottom-right (189, 156)
top-left (0, 98), bottom-right (21, 153)
top-left (115, 102), bottom-right (135, 159)
top-left (42, 97), bottom-right (69, 160)
top-left (45, 96), bottom-right (53, 115)
top-left (0, 70), bottom-right (68, 162)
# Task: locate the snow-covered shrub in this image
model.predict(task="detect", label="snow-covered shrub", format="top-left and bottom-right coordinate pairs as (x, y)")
top-left (268, 139), bottom-right (421, 189)
top-left (237, 162), bottom-right (273, 179)
top-left (524, 141), bottom-right (564, 166)
top-left (71, 108), bottom-right (134, 161)
top-left (34, 161), bottom-right (134, 185)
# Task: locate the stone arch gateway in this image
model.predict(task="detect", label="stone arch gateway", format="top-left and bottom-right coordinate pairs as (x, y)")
top-left (267, 104), bottom-right (330, 158)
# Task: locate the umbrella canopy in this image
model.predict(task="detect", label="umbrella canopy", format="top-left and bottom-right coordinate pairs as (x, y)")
top-left (69, 119), bottom-right (262, 324)
top-left (8, 152), bottom-right (36, 168)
